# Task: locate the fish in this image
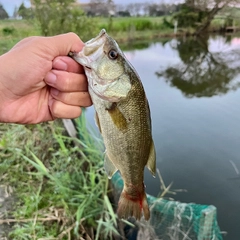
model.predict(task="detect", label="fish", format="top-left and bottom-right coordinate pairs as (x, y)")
top-left (72, 29), bottom-right (156, 220)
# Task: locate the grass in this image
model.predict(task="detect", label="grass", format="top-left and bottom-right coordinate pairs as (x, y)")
top-left (0, 17), bottom-right (176, 49)
top-left (0, 19), bottom-right (41, 54)
top-left (0, 113), bottom-right (133, 239)
top-left (1, 15), bottom-right (238, 53)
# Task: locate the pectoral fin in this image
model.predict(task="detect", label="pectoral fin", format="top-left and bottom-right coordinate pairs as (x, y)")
top-left (147, 140), bottom-right (156, 177)
top-left (106, 103), bottom-right (128, 132)
top-left (94, 111), bottom-right (102, 133)
top-left (104, 152), bottom-right (118, 179)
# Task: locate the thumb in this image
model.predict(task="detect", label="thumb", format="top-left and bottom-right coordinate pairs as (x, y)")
top-left (46, 32), bottom-right (85, 57)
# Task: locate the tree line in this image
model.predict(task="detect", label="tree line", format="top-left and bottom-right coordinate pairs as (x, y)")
top-left (0, 3), bottom-right (8, 19)
top-left (1, 0), bottom-right (240, 36)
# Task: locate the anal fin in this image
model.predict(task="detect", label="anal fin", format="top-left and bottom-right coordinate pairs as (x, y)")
top-left (147, 140), bottom-right (156, 177)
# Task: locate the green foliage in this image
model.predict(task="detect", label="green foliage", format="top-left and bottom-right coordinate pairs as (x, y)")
top-left (172, 4), bottom-right (208, 28)
top-left (0, 20), bottom-right (41, 55)
top-left (18, 3), bottom-right (33, 19)
top-left (32, 0), bottom-right (98, 40)
top-left (0, 116), bottom-right (128, 239)
top-left (2, 27), bottom-right (15, 35)
top-left (162, 17), bottom-right (174, 29)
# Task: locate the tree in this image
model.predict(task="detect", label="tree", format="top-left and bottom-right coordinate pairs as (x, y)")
top-left (32, 0), bottom-right (97, 41)
top-left (0, 4), bottom-right (8, 19)
top-left (172, 3), bottom-right (207, 28)
top-left (18, 3), bottom-right (33, 19)
top-left (115, 4), bottom-right (130, 16)
top-left (148, 3), bottom-right (178, 16)
top-left (185, 0), bottom-right (240, 35)
top-left (89, 0), bottom-right (115, 16)
top-left (148, 3), bottom-right (165, 16)
top-left (126, 3), bottom-right (144, 16)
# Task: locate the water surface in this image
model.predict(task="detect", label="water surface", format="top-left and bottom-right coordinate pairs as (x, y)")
top-left (86, 34), bottom-right (240, 240)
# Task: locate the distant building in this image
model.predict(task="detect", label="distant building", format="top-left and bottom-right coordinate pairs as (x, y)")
top-left (29, 0), bottom-right (115, 17)
top-left (75, 1), bottom-right (116, 17)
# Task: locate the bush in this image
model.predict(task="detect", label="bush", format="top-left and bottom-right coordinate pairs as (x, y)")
top-left (2, 27), bottom-right (15, 35)
top-left (32, 0), bottom-right (98, 41)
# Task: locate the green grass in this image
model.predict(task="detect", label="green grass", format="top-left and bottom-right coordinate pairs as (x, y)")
top-left (0, 17), bottom-right (175, 52)
top-left (0, 113), bottom-right (132, 239)
top-left (2, 15), bottom-right (237, 53)
top-left (0, 19), bottom-right (40, 42)
top-left (0, 19), bottom-right (41, 54)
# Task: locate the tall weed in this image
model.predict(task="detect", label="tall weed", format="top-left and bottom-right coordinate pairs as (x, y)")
top-left (0, 115), bottom-right (128, 239)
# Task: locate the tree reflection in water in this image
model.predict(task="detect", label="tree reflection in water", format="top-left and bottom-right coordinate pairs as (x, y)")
top-left (156, 35), bottom-right (240, 98)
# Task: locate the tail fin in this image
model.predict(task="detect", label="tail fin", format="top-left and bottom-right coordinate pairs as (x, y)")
top-left (117, 189), bottom-right (150, 220)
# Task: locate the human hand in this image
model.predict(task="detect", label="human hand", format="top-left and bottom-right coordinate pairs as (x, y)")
top-left (0, 33), bottom-right (92, 124)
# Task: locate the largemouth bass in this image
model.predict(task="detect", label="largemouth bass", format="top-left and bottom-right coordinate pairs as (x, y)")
top-left (72, 29), bottom-right (156, 220)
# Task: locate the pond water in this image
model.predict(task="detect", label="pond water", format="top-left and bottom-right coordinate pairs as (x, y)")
top-left (85, 34), bottom-right (240, 240)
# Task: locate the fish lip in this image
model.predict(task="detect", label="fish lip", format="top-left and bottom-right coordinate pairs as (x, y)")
top-left (84, 65), bottom-right (92, 70)
top-left (86, 29), bottom-right (106, 45)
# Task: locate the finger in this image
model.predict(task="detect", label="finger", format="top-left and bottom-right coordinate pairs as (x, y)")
top-left (49, 98), bottom-right (82, 119)
top-left (48, 32), bottom-right (84, 57)
top-left (53, 56), bottom-right (84, 73)
top-left (50, 88), bottom-right (92, 107)
top-left (45, 70), bottom-right (88, 92)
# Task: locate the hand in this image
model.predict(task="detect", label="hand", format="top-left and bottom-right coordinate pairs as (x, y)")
top-left (0, 33), bottom-right (92, 124)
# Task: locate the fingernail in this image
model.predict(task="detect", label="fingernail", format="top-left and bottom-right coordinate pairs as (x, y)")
top-left (45, 72), bottom-right (57, 85)
top-left (51, 88), bottom-right (59, 96)
top-left (54, 59), bottom-right (67, 71)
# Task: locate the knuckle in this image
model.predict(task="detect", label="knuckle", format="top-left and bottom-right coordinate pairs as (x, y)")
top-left (50, 99), bottom-right (82, 119)
top-left (50, 100), bottom-right (60, 118)
top-left (67, 32), bottom-right (79, 39)
top-left (61, 92), bottom-right (71, 104)
top-left (56, 73), bottom-right (71, 92)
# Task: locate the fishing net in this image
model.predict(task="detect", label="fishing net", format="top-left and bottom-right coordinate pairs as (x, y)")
top-left (111, 172), bottom-right (223, 240)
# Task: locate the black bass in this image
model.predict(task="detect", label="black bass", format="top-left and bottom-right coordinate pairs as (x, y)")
top-left (72, 29), bottom-right (156, 220)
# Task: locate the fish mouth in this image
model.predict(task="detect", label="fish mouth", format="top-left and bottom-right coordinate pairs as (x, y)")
top-left (86, 29), bottom-right (106, 45)
top-left (84, 65), bottom-right (92, 70)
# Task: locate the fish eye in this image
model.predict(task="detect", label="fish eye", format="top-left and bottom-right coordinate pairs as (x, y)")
top-left (108, 49), bottom-right (118, 60)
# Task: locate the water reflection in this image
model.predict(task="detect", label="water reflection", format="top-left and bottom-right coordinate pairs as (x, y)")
top-left (120, 40), bottom-right (151, 51)
top-left (156, 35), bottom-right (240, 97)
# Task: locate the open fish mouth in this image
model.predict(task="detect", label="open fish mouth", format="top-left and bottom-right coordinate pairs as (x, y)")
top-left (85, 29), bottom-right (106, 45)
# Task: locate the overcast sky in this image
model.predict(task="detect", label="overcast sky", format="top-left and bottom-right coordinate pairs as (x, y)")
top-left (1, 0), bottom-right (178, 16)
